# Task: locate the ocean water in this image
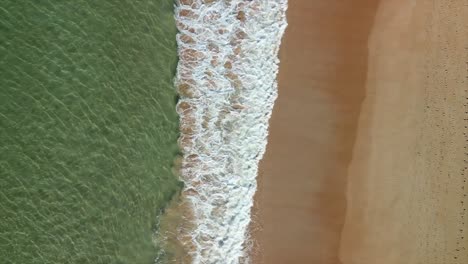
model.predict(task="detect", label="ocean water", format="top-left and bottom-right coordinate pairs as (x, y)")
top-left (173, 0), bottom-right (288, 263)
top-left (0, 1), bottom-right (181, 263)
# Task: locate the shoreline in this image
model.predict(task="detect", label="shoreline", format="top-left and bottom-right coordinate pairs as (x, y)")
top-left (170, 1), bottom-right (288, 262)
top-left (250, 0), bottom-right (379, 263)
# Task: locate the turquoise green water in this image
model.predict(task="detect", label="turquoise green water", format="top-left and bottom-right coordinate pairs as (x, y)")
top-left (0, 1), bottom-right (181, 263)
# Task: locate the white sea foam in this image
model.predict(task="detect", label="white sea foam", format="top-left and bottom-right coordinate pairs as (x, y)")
top-left (174, 0), bottom-right (288, 263)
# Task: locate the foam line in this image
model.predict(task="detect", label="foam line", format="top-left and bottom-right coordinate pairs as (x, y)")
top-left (174, 1), bottom-right (288, 263)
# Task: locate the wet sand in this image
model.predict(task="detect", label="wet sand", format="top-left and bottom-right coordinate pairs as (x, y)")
top-left (250, 0), bottom-right (379, 263)
top-left (252, 0), bottom-right (467, 263)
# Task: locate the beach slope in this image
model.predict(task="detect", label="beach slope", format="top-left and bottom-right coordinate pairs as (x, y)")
top-left (252, 0), bottom-right (468, 263)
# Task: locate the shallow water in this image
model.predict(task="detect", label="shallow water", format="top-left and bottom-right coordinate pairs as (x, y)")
top-left (0, 1), bottom-right (180, 263)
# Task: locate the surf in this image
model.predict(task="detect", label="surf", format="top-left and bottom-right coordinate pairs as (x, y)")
top-left (173, 0), bottom-right (288, 262)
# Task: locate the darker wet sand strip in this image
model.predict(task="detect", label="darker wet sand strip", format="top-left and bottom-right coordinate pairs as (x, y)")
top-left (251, 1), bottom-right (380, 263)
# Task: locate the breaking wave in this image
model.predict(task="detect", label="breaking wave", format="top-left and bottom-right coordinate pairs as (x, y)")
top-left (173, 0), bottom-right (288, 263)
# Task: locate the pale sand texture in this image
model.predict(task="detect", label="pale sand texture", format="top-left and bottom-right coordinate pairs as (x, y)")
top-left (340, 0), bottom-right (468, 263)
top-left (253, 0), bottom-right (468, 263)
top-left (251, 0), bottom-right (379, 263)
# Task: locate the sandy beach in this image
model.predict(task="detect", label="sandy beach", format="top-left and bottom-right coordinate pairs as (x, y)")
top-left (252, 0), bottom-right (467, 263)
top-left (340, 1), bottom-right (468, 263)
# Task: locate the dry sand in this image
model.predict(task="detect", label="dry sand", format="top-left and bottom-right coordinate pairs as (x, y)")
top-left (340, 0), bottom-right (468, 263)
top-left (252, 0), bottom-right (467, 263)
